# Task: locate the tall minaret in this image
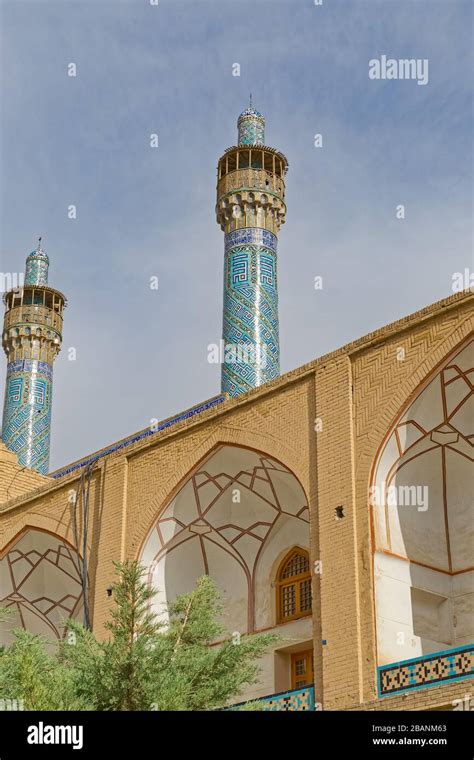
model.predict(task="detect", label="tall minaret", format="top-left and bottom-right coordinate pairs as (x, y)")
top-left (216, 101), bottom-right (288, 397)
top-left (1, 240), bottom-right (66, 474)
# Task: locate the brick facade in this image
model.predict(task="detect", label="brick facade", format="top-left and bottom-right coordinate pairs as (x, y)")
top-left (1, 290), bottom-right (472, 710)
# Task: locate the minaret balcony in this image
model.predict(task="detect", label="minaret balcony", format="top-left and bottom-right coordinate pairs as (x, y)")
top-left (217, 167), bottom-right (285, 203)
top-left (3, 303), bottom-right (63, 335)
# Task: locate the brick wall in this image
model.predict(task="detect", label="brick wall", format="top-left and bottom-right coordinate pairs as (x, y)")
top-left (1, 291), bottom-right (472, 710)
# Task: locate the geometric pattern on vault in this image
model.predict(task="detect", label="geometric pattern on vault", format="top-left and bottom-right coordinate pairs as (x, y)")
top-left (140, 445), bottom-right (309, 631)
top-left (0, 529), bottom-right (83, 642)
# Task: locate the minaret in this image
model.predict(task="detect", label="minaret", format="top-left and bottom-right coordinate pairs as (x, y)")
top-left (216, 101), bottom-right (288, 396)
top-left (1, 240), bottom-right (66, 474)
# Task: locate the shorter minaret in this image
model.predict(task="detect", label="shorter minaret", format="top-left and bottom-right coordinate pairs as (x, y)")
top-left (1, 240), bottom-right (66, 474)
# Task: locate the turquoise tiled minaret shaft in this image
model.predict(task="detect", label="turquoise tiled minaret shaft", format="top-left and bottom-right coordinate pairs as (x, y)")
top-left (1, 241), bottom-right (66, 474)
top-left (216, 104), bottom-right (288, 397)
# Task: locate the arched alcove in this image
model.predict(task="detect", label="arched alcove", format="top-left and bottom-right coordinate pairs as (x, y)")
top-left (371, 338), bottom-right (473, 666)
top-left (0, 528), bottom-right (84, 646)
top-left (139, 444), bottom-right (311, 636)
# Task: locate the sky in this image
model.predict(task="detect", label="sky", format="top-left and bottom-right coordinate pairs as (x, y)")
top-left (0, 0), bottom-right (472, 471)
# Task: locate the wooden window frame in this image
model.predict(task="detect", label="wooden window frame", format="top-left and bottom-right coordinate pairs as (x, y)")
top-left (276, 548), bottom-right (312, 624)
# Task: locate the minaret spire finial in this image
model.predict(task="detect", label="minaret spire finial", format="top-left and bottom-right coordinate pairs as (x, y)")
top-left (249, 93), bottom-right (252, 108)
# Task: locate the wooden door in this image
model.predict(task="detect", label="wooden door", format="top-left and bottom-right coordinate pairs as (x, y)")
top-left (291, 649), bottom-right (314, 689)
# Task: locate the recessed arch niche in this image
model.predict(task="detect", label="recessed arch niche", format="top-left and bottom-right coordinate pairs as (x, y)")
top-left (371, 339), bottom-right (473, 666)
top-left (139, 445), bottom-right (310, 634)
top-left (0, 528), bottom-right (84, 646)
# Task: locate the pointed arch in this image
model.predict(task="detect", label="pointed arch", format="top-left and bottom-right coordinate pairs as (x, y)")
top-left (0, 526), bottom-right (84, 645)
top-left (370, 337), bottom-right (473, 572)
top-left (138, 443), bottom-right (311, 634)
top-left (369, 337), bottom-right (473, 667)
top-left (131, 429), bottom-right (310, 558)
top-left (275, 547), bottom-right (312, 624)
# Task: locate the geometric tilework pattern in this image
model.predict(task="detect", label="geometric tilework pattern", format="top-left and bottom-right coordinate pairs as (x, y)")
top-left (378, 645), bottom-right (474, 697)
top-left (24, 248), bottom-right (49, 287)
top-left (237, 107), bottom-right (265, 146)
top-left (238, 119), bottom-right (264, 145)
top-left (1, 360), bottom-right (53, 475)
top-left (259, 686), bottom-right (316, 711)
top-left (230, 686), bottom-right (315, 711)
top-left (225, 228), bottom-right (277, 252)
top-left (222, 229), bottom-right (279, 397)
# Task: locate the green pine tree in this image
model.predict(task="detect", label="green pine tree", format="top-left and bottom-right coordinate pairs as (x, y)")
top-left (0, 561), bottom-right (277, 711)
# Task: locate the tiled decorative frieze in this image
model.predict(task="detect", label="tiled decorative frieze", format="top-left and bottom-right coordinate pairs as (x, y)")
top-left (378, 645), bottom-right (474, 697)
top-left (230, 686), bottom-right (316, 711)
top-left (225, 228), bottom-right (277, 253)
top-left (260, 685), bottom-right (315, 711)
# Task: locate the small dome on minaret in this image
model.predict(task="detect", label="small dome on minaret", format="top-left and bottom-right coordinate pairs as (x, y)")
top-left (237, 97), bottom-right (265, 145)
top-left (25, 237), bottom-right (49, 286)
